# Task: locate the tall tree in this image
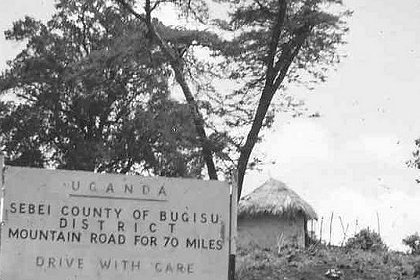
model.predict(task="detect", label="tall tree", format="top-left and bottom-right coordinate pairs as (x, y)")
top-left (114, 0), bottom-right (350, 198)
top-left (0, 0), bottom-right (204, 176)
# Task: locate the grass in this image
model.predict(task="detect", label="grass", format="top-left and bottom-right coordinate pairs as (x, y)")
top-left (236, 244), bottom-right (420, 280)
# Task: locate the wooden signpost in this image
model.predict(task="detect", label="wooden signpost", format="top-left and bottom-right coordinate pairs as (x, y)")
top-left (0, 160), bottom-right (237, 280)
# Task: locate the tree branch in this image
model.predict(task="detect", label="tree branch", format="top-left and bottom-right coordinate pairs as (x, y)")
top-left (265, 0), bottom-right (287, 83)
top-left (236, 5), bottom-right (311, 200)
top-left (273, 31), bottom-right (308, 89)
top-left (150, 0), bottom-right (162, 12)
top-left (114, 0), bottom-right (218, 180)
top-left (114, 0), bottom-right (147, 22)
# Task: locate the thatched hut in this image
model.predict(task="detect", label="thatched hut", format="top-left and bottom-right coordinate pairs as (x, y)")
top-left (238, 178), bottom-right (317, 249)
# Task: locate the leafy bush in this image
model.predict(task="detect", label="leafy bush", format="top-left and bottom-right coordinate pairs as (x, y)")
top-left (345, 228), bottom-right (387, 251)
top-left (402, 233), bottom-right (420, 255)
top-left (236, 245), bottom-right (420, 280)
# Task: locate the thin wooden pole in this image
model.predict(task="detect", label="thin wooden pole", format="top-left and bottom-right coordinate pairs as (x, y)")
top-left (0, 154), bottom-right (4, 217)
top-left (376, 212), bottom-right (381, 236)
top-left (228, 171), bottom-right (238, 280)
top-left (355, 219), bottom-right (359, 235)
top-left (0, 154), bottom-right (4, 249)
top-left (329, 212), bottom-right (334, 246)
top-left (0, 154), bottom-right (4, 187)
top-left (339, 216), bottom-right (349, 246)
top-left (311, 220), bottom-right (314, 240)
top-left (319, 217), bottom-right (324, 243)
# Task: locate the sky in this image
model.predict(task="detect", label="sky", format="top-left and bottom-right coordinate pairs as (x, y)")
top-left (1, 0), bottom-right (420, 251)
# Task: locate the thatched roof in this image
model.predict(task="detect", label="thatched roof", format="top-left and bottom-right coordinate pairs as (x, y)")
top-left (238, 178), bottom-right (318, 220)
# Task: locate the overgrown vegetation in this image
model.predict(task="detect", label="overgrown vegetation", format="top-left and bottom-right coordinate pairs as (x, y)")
top-left (345, 228), bottom-right (388, 252)
top-left (236, 229), bottom-right (420, 280)
top-left (403, 233), bottom-right (420, 255)
top-left (236, 244), bottom-right (420, 280)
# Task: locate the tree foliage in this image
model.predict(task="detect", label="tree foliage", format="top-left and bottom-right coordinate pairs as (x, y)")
top-left (0, 0), bottom-right (203, 176)
top-left (220, 0), bottom-right (351, 192)
top-left (1, 0), bottom-right (350, 197)
top-left (114, 0), bottom-right (350, 197)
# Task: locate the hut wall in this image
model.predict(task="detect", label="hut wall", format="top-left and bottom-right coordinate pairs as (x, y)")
top-left (237, 215), bottom-right (305, 249)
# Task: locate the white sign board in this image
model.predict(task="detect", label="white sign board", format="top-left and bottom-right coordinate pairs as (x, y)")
top-left (0, 166), bottom-right (231, 280)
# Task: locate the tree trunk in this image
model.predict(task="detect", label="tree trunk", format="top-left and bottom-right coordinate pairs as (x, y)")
top-left (114, 0), bottom-right (218, 180)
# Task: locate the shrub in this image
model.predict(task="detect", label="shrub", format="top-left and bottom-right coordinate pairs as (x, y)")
top-left (345, 228), bottom-right (387, 251)
top-left (402, 232), bottom-right (420, 255)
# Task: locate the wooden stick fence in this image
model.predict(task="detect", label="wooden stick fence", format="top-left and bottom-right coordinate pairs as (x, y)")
top-left (311, 212), bottom-right (385, 247)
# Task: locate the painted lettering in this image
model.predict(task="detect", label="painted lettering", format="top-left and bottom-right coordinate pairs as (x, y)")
top-left (35, 256), bottom-right (83, 270)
